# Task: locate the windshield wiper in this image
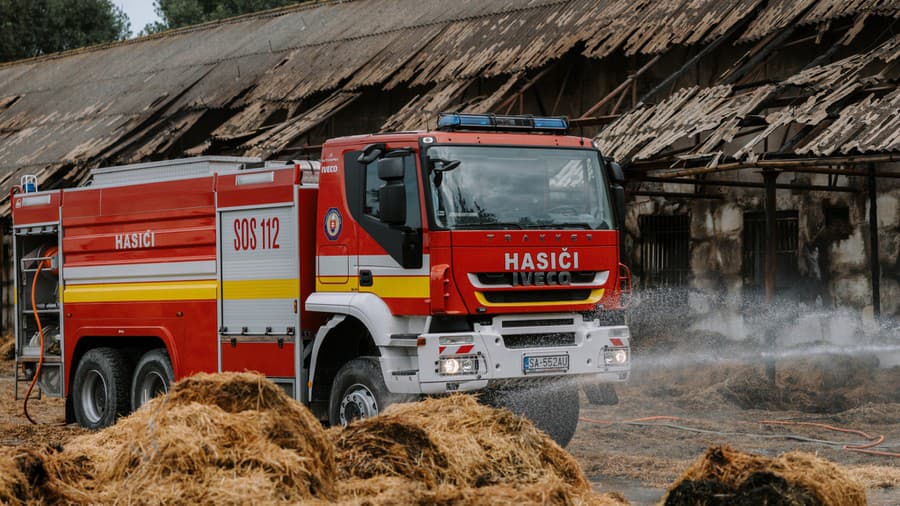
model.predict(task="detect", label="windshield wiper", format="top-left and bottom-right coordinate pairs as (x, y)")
top-left (454, 222), bottom-right (522, 230)
top-left (525, 223), bottom-right (592, 229)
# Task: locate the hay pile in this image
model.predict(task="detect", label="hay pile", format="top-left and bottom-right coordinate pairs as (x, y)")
top-left (45, 372), bottom-right (336, 504)
top-left (663, 445), bottom-right (866, 506)
top-left (718, 356), bottom-right (900, 414)
top-left (0, 333), bottom-right (14, 361)
top-left (2, 373), bottom-right (626, 505)
top-left (0, 447), bottom-right (49, 504)
top-left (332, 395), bottom-right (626, 505)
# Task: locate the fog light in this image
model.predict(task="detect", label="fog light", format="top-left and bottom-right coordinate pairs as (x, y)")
top-left (603, 348), bottom-right (628, 366)
top-left (439, 355), bottom-right (479, 375)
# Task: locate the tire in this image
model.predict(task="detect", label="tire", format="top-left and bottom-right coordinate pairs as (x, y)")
top-left (131, 348), bottom-right (174, 411)
top-left (328, 357), bottom-right (413, 426)
top-left (583, 382), bottom-right (619, 406)
top-left (484, 381), bottom-right (580, 447)
top-left (72, 347), bottom-right (132, 429)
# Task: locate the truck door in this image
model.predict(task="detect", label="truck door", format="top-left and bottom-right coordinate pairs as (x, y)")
top-left (216, 170), bottom-right (301, 399)
top-left (343, 151), bottom-right (426, 302)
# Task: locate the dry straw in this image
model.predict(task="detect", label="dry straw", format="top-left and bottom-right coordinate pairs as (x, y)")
top-left (333, 394), bottom-right (588, 488)
top-left (1, 373), bottom-right (623, 505)
top-left (664, 445), bottom-right (866, 505)
top-left (44, 372), bottom-right (337, 504)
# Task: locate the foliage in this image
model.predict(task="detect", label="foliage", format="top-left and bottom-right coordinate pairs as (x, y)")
top-left (0, 0), bottom-right (130, 63)
top-left (143, 0), bottom-right (300, 34)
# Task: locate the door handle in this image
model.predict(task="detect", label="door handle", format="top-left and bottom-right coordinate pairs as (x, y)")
top-left (359, 270), bottom-right (373, 287)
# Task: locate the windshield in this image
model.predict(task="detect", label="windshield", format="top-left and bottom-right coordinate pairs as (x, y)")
top-left (425, 146), bottom-right (613, 230)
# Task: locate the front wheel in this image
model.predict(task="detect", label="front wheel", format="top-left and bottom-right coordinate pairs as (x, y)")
top-left (131, 348), bottom-right (174, 411)
top-left (72, 347), bottom-right (132, 429)
top-left (329, 357), bottom-right (413, 426)
top-left (484, 381), bottom-right (580, 447)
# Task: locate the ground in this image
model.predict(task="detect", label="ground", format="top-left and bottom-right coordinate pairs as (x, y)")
top-left (1, 343), bottom-right (899, 505)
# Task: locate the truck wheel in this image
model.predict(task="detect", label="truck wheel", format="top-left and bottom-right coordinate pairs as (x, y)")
top-left (329, 357), bottom-right (411, 426)
top-left (583, 382), bottom-right (619, 405)
top-left (131, 348), bottom-right (174, 411)
top-left (72, 348), bottom-right (132, 429)
top-left (484, 381), bottom-right (580, 447)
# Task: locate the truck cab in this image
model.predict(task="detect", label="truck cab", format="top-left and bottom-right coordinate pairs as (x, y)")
top-left (308, 114), bottom-right (630, 446)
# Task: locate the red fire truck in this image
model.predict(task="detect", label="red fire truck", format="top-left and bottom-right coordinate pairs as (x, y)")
top-left (11, 113), bottom-right (630, 446)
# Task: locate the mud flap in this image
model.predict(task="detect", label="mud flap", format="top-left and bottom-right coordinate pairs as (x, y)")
top-left (583, 382), bottom-right (619, 405)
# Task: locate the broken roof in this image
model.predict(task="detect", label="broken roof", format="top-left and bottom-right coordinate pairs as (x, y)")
top-left (1, 0), bottom-right (899, 213)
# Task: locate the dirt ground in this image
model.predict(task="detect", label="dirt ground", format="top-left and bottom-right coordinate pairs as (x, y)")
top-left (572, 342), bottom-right (900, 504)
top-left (2, 343), bottom-right (899, 505)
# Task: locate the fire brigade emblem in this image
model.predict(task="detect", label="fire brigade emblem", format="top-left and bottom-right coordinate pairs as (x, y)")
top-left (324, 207), bottom-right (342, 240)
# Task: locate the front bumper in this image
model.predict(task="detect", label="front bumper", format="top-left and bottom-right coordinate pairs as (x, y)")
top-left (387, 313), bottom-right (630, 395)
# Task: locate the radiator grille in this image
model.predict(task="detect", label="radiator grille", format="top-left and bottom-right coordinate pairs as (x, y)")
top-left (503, 332), bottom-right (576, 349)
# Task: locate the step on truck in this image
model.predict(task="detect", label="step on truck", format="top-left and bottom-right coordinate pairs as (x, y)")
top-left (11, 113), bottom-right (631, 446)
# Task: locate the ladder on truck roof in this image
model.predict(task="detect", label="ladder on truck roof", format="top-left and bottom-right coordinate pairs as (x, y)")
top-left (86, 156), bottom-right (320, 187)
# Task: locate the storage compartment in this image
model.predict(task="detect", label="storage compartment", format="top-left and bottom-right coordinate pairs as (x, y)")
top-left (14, 226), bottom-right (64, 397)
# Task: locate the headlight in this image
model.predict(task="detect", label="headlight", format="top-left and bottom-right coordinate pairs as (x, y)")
top-left (603, 348), bottom-right (628, 366)
top-left (439, 355), bottom-right (479, 375)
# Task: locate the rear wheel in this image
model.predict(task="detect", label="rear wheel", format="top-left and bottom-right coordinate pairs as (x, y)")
top-left (484, 381), bottom-right (580, 447)
top-left (329, 357), bottom-right (413, 426)
top-left (72, 348), bottom-right (132, 429)
top-left (131, 348), bottom-right (174, 411)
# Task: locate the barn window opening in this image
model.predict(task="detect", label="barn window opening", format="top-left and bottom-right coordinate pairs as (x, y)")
top-left (742, 210), bottom-right (800, 294)
top-left (639, 214), bottom-right (691, 290)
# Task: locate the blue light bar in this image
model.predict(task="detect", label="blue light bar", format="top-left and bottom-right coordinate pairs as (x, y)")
top-left (437, 113), bottom-right (569, 133)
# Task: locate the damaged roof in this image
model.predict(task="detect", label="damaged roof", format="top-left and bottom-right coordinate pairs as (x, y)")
top-left (0, 0), bottom-right (899, 212)
top-left (594, 34), bottom-right (900, 167)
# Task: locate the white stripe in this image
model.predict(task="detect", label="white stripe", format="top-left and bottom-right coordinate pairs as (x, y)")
top-left (317, 254), bottom-right (432, 276)
top-left (64, 260), bottom-right (216, 285)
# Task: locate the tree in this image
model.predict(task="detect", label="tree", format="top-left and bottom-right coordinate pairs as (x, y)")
top-left (143, 0), bottom-right (299, 34)
top-left (0, 0), bottom-right (130, 63)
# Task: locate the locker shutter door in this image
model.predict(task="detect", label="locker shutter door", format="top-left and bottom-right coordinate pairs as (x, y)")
top-left (219, 205), bottom-right (298, 335)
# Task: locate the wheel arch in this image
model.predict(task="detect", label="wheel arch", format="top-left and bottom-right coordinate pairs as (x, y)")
top-left (308, 315), bottom-right (379, 406)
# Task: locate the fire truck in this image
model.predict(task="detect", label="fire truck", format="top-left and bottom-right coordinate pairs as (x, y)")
top-left (11, 113), bottom-right (630, 446)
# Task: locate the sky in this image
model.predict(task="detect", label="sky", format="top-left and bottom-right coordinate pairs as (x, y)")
top-left (115, 0), bottom-right (162, 36)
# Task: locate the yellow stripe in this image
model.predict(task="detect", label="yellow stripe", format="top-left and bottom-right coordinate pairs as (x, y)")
top-left (475, 289), bottom-right (605, 308)
top-left (221, 279), bottom-right (299, 300)
top-left (363, 276), bottom-right (429, 298)
top-left (64, 280), bottom-right (217, 303)
top-left (316, 276), bottom-right (429, 299)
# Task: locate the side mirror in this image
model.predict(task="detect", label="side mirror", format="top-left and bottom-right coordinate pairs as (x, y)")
top-left (611, 184), bottom-right (626, 230)
top-left (377, 157), bottom-right (404, 180)
top-left (378, 183), bottom-right (406, 224)
top-left (606, 159), bottom-right (625, 183)
top-left (358, 143), bottom-right (386, 164)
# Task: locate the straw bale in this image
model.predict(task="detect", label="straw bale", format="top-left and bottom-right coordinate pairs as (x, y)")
top-left (44, 372), bottom-right (336, 504)
top-left (0, 446), bottom-right (50, 504)
top-left (333, 394), bottom-right (588, 490)
top-left (663, 445), bottom-right (866, 506)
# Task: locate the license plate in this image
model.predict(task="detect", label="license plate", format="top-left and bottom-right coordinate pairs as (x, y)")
top-left (523, 354), bottom-right (569, 374)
